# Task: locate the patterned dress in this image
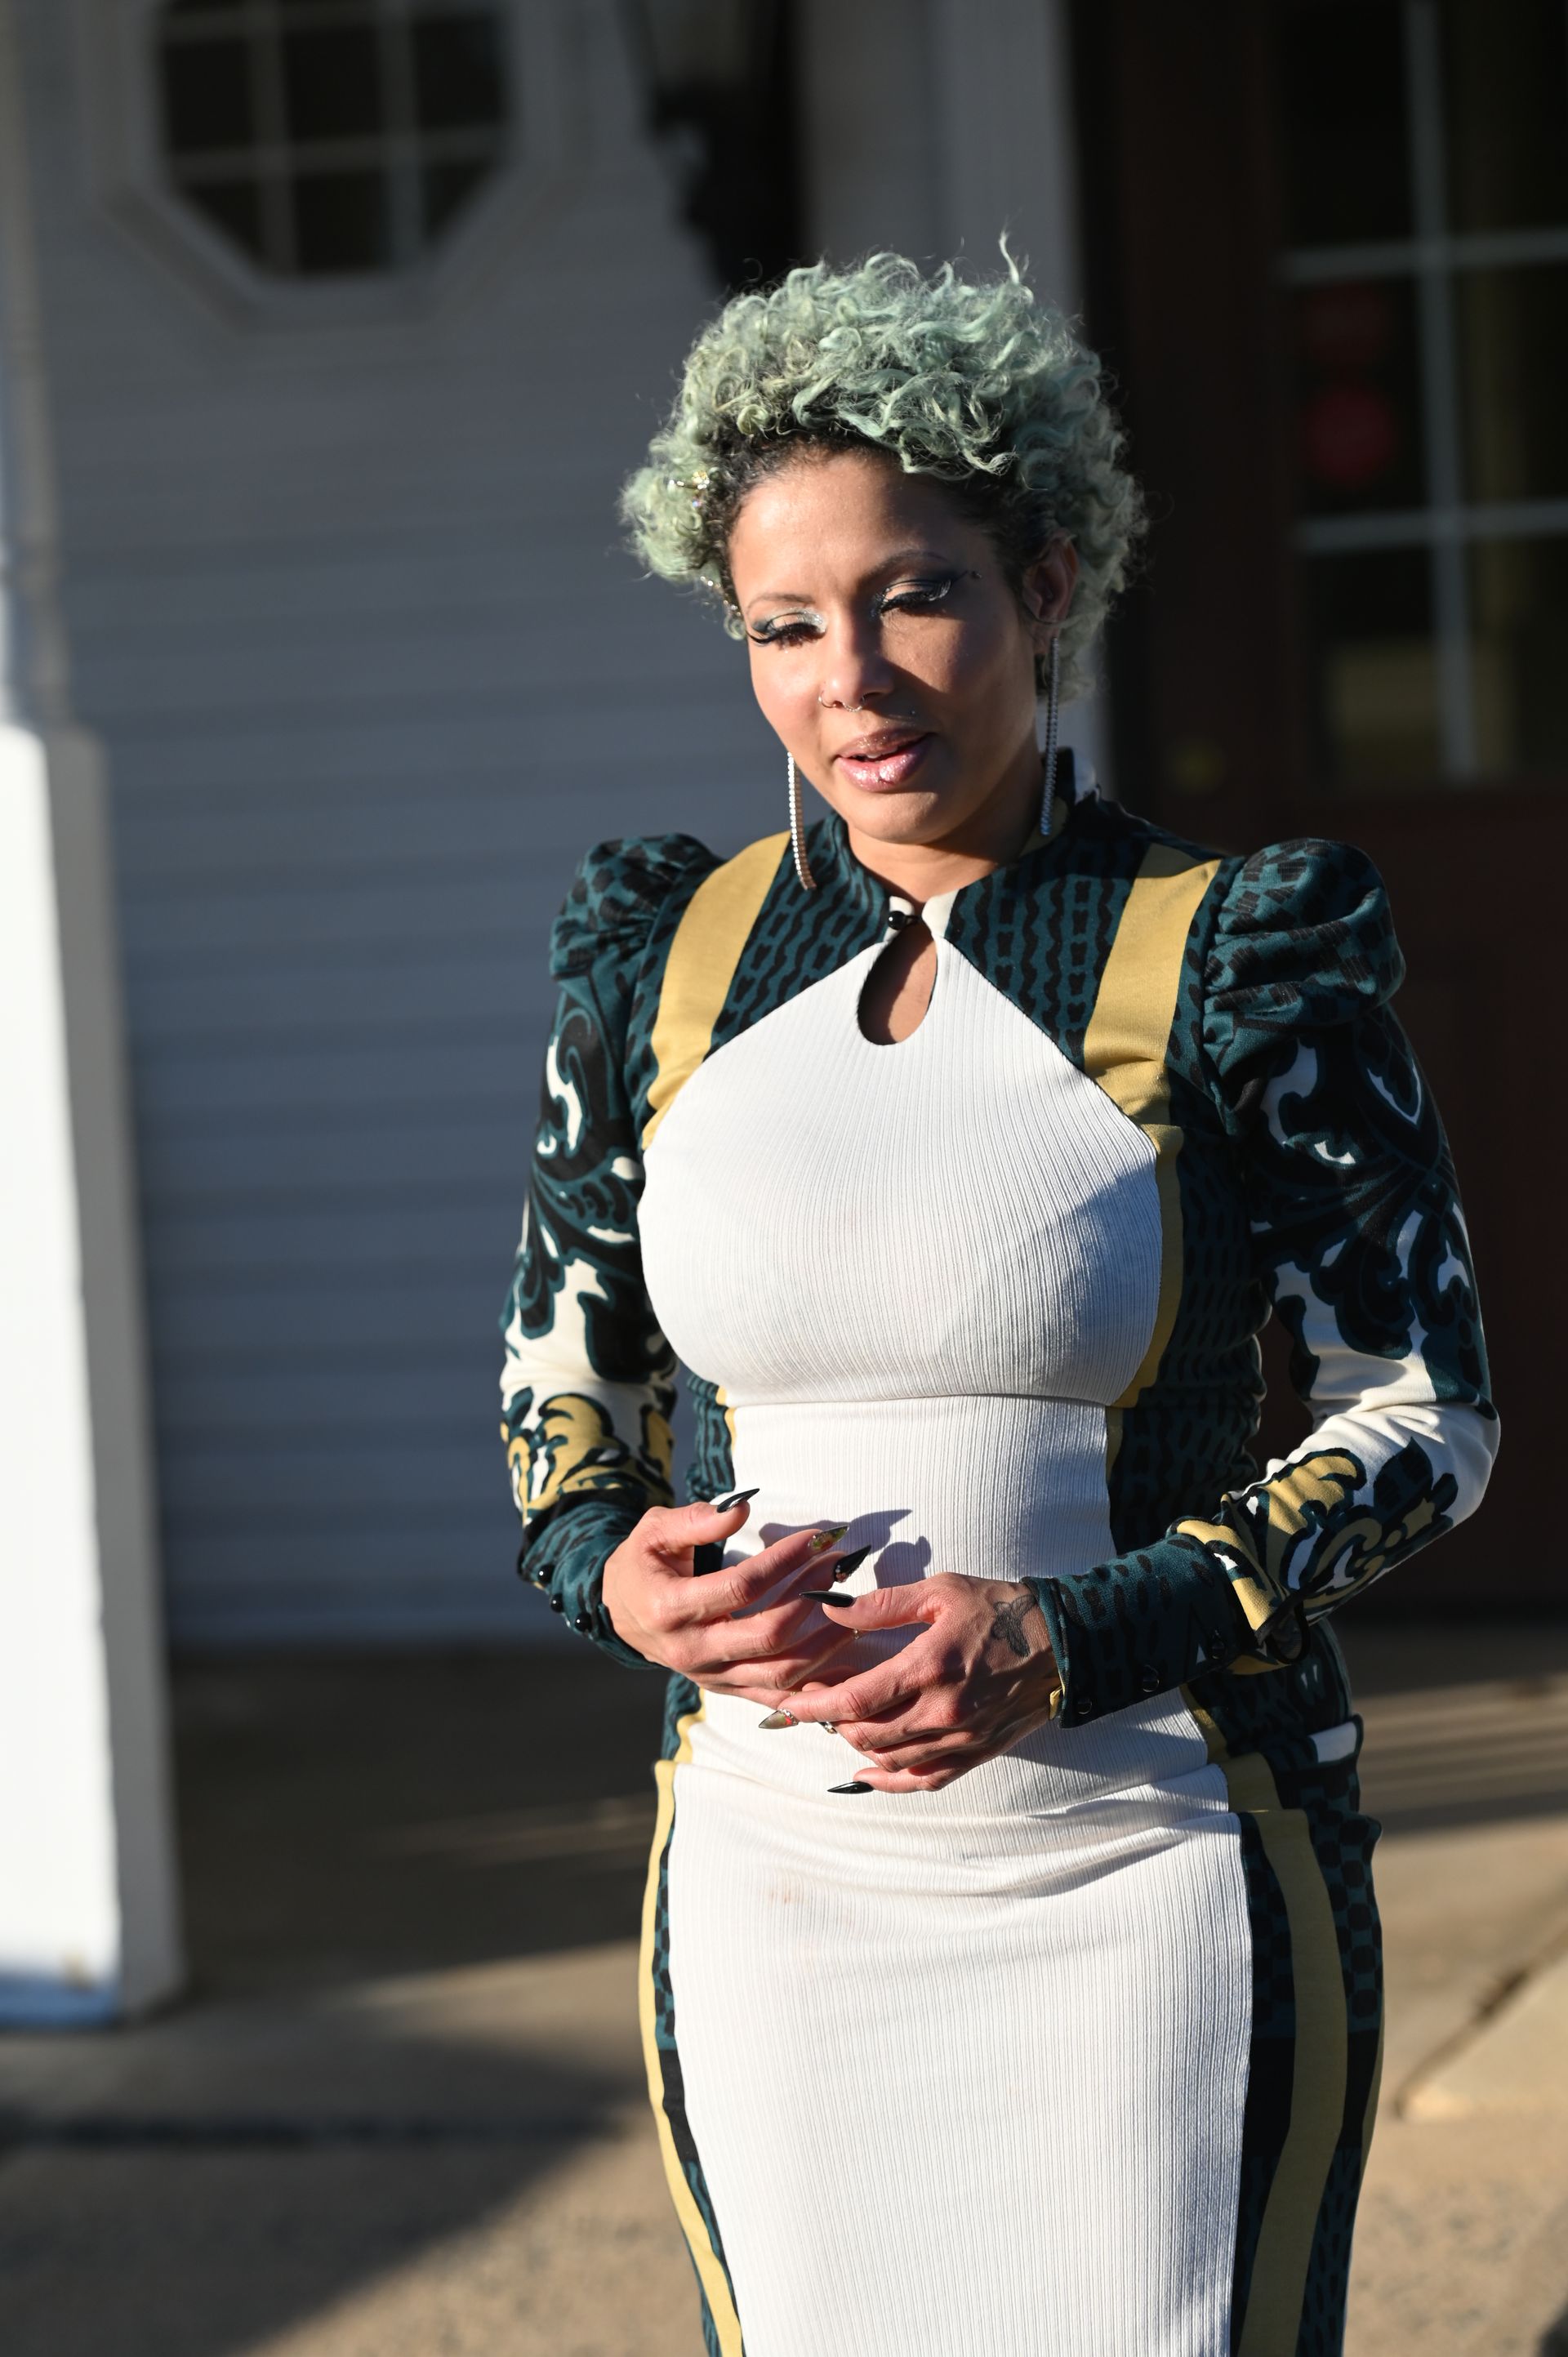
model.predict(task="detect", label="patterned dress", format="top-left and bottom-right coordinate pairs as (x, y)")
top-left (500, 770), bottom-right (1495, 2357)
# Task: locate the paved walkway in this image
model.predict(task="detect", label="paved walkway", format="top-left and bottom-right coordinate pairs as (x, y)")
top-left (2, 1630), bottom-right (1566, 2356)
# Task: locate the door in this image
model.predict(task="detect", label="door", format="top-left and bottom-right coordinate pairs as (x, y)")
top-left (1076, 0), bottom-right (1568, 1606)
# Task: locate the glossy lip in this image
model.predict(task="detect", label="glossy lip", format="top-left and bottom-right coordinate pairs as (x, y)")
top-left (834, 724), bottom-right (929, 762)
top-left (835, 729), bottom-right (934, 791)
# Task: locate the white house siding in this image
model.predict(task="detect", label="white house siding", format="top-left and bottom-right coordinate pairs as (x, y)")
top-left (16, 0), bottom-right (1085, 1649)
top-left (24, 0), bottom-right (785, 1643)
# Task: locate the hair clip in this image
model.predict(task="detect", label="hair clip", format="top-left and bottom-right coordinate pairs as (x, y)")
top-left (668, 466), bottom-right (711, 515)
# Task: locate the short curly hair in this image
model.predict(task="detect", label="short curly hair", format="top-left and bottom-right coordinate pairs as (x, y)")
top-left (620, 249), bottom-right (1143, 702)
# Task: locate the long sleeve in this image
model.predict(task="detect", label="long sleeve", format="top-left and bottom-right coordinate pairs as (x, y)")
top-left (1030, 839), bottom-right (1499, 1725)
top-left (500, 835), bottom-right (716, 1664)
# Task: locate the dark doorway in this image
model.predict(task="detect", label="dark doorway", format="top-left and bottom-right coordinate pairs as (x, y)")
top-left (1074, 0), bottom-right (1566, 1606)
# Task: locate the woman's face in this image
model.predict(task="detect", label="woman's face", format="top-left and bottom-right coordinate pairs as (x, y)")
top-left (727, 446), bottom-right (1076, 862)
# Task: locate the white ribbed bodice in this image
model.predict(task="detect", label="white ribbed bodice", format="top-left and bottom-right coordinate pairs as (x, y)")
top-left (640, 929), bottom-right (1163, 1412)
top-left (639, 928), bottom-right (1205, 1806)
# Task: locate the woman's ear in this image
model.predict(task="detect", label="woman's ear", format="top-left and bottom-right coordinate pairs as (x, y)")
top-left (1022, 540), bottom-right (1080, 653)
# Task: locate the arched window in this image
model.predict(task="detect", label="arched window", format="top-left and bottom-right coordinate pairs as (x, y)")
top-left (156, 0), bottom-right (510, 277)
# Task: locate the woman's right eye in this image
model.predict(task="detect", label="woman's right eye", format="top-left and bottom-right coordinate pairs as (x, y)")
top-left (749, 618), bottom-right (820, 648)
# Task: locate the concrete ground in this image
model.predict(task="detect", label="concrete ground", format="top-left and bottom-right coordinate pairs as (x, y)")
top-left (2, 1627), bottom-right (1566, 2357)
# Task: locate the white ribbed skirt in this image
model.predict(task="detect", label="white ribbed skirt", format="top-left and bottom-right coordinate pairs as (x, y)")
top-left (663, 1695), bottom-right (1253, 2357)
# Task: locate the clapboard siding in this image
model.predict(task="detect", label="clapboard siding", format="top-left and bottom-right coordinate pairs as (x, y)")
top-left (24, 0), bottom-right (771, 1642)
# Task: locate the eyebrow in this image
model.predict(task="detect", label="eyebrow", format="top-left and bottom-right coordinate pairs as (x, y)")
top-left (743, 547), bottom-right (958, 617)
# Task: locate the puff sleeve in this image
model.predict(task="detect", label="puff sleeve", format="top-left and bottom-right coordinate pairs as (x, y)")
top-left (499, 834), bottom-right (717, 1664)
top-left (1028, 839), bottom-right (1499, 1723)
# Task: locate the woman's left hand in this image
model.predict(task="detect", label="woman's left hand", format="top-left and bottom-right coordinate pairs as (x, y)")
top-left (773, 1576), bottom-right (1062, 1790)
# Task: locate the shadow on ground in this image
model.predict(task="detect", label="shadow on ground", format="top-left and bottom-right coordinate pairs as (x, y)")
top-left (0, 1940), bottom-right (665, 2357)
top-left (4, 1629), bottom-right (1566, 2357)
top-left (0, 1654), bottom-right (683, 2355)
top-left (1339, 1623), bottom-right (1568, 1838)
top-left (174, 1651), bottom-right (670, 1989)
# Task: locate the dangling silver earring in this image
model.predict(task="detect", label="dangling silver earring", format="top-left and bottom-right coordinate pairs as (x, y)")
top-left (1039, 631), bottom-right (1061, 843)
top-left (787, 751), bottom-right (816, 891)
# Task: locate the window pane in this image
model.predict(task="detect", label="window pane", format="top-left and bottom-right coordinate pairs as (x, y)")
top-left (292, 168), bottom-right (390, 272)
top-left (1291, 279), bottom-right (1426, 515)
top-left (182, 176), bottom-right (269, 265)
top-left (160, 38), bottom-right (254, 155)
top-left (421, 156), bottom-right (492, 238)
top-left (1278, 1), bottom-right (1410, 246)
top-left (283, 27), bottom-right (383, 144)
top-left (1471, 537), bottom-right (1568, 773)
top-left (1458, 265), bottom-right (1568, 504)
top-left (1442, 0), bottom-right (1568, 233)
top-left (1303, 549), bottom-right (1439, 786)
top-left (412, 14), bottom-right (506, 132)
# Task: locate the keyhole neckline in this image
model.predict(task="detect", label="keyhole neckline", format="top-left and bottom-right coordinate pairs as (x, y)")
top-left (856, 917), bottom-right (942, 1047)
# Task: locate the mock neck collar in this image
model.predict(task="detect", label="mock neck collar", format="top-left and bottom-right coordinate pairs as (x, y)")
top-left (799, 755), bottom-right (1083, 925)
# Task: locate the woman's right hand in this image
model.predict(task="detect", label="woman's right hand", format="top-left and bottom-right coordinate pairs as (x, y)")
top-left (602, 1497), bottom-right (854, 1698)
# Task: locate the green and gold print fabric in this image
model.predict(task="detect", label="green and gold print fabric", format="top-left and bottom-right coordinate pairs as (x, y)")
top-left (1027, 835), bottom-right (1499, 1727)
top-left (499, 835), bottom-right (717, 1659)
top-left (1188, 844), bottom-right (1495, 1627)
top-left (501, 802), bottom-right (1496, 1724)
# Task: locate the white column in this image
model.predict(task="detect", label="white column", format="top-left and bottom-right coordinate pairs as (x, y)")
top-left (0, 0), bottom-right (181, 2021)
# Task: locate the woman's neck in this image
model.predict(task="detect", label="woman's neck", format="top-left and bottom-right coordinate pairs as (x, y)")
top-left (843, 743), bottom-right (1045, 909)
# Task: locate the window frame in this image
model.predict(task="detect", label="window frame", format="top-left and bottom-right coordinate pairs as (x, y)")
top-left (76, 0), bottom-right (581, 328)
top-left (1281, 0), bottom-right (1568, 784)
top-left (157, 0), bottom-right (514, 282)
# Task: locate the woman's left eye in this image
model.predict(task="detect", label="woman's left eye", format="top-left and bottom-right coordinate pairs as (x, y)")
top-left (880, 576), bottom-right (958, 617)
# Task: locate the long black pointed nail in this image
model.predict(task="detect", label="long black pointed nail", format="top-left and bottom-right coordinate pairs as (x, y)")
top-left (710, 1486), bottom-right (760, 1512)
top-left (802, 1590), bottom-right (855, 1606)
top-left (831, 1544), bottom-right (872, 1581)
top-left (806, 1522), bottom-right (851, 1555)
top-left (829, 1780), bottom-right (873, 1794)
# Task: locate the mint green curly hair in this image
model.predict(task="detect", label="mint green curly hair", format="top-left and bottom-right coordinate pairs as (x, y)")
top-left (620, 250), bottom-right (1144, 702)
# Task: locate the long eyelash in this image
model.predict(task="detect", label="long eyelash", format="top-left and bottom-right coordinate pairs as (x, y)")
top-left (875, 574), bottom-right (961, 617)
top-left (747, 574), bottom-right (964, 647)
top-left (747, 620), bottom-right (818, 646)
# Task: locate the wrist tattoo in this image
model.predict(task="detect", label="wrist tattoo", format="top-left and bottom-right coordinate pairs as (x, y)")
top-left (988, 1590), bottom-right (1038, 1660)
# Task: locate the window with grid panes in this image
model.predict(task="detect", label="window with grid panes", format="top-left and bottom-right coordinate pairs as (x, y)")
top-left (157, 0), bottom-right (510, 278)
top-left (1280, 0), bottom-right (1568, 788)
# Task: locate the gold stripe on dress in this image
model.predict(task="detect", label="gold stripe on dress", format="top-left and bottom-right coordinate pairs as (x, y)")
top-left (1082, 844), bottom-right (1222, 1406)
top-left (1187, 1703), bottom-right (1350, 2356)
top-left (638, 1697), bottom-right (745, 2355)
top-left (642, 833), bottom-right (789, 1149)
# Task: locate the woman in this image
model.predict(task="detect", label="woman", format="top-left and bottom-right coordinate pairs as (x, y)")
top-left (500, 254), bottom-right (1496, 2357)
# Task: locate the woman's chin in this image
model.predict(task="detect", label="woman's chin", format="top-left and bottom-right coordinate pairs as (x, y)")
top-left (826, 784), bottom-right (960, 846)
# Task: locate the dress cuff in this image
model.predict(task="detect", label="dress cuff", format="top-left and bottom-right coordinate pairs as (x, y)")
top-left (1025, 1535), bottom-right (1257, 1727)
top-left (516, 1493), bottom-right (657, 1670)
